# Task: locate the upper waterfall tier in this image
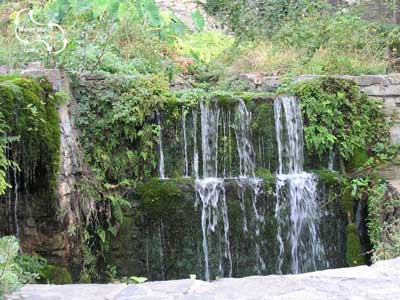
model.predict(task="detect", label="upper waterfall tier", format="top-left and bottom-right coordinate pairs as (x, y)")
top-left (158, 96), bottom-right (278, 179)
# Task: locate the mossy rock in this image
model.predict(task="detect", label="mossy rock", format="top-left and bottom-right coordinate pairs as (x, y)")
top-left (136, 178), bottom-right (194, 216)
top-left (41, 265), bottom-right (73, 284)
top-left (0, 76), bottom-right (60, 194)
top-left (346, 224), bottom-right (365, 267)
top-left (255, 168), bottom-right (275, 192)
top-left (341, 189), bottom-right (355, 221)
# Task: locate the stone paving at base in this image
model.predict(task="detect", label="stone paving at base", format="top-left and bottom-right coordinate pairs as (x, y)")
top-left (8, 258), bottom-right (400, 300)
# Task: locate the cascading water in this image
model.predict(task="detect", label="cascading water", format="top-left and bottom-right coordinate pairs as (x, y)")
top-left (234, 99), bottom-right (265, 274)
top-left (157, 110), bottom-right (165, 179)
top-left (196, 101), bottom-right (232, 281)
top-left (196, 178), bottom-right (232, 281)
top-left (182, 107), bottom-right (189, 177)
top-left (152, 95), bottom-right (339, 280)
top-left (194, 99), bottom-right (267, 280)
top-left (274, 95), bottom-right (326, 274)
top-left (200, 102), bottom-right (220, 178)
top-left (235, 100), bottom-right (256, 178)
top-left (193, 109), bottom-right (199, 179)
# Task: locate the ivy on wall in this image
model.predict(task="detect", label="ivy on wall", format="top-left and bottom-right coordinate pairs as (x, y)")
top-left (73, 74), bottom-right (174, 281)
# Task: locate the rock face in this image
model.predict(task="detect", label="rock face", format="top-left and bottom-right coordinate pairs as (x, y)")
top-left (0, 64), bottom-right (86, 268)
top-left (8, 257), bottom-right (400, 300)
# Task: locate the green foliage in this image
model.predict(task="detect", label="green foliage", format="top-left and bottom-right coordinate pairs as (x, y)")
top-left (77, 74), bottom-right (171, 183)
top-left (76, 74), bottom-right (172, 281)
top-left (205, 1), bottom-right (396, 76)
top-left (175, 31), bottom-right (234, 66)
top-left (0, 236), bottom-right (41, 298)
top-left (192, 10), bottom-right (205, 32)
top-left (128, 276), bottom-right (148, 284)
top-left (292, 78), bottom-right (390, 166)
top-left (0, 236), bottom-right (21, 298)
top-left (313, 169), bottom-right (341, 186)
top-left (0, 0), bottom-right (191, 76)
top-left (137, 178), bottom-right (186, 217)
top-left (204, 0), bottom-right (331, 40)
top-left (14, 255), bottom-right (47, 282)
top-left (345, 174), bottom-right (400, 262)
top-left (0, 113), bottom-right (12, 196)
top-left (367, 180), bottom-right (400, 261)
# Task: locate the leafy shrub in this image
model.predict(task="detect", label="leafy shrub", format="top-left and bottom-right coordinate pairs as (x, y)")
top-left (367, 180), bottom-right (400, 261)
top-left (204, 0), bottom-right (331, 40)
top-left (0, 236), bottom-right (43, 298)
top-left (292, 78), bottom-right (390, 166)
top-left (206, 1), bottom-right (396, 75)
top-left (0, 236), bottom-right (21, 298)
top-left (14, 255), bottom-right (47, 282)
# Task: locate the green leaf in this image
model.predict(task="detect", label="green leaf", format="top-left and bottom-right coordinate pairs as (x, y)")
top-left (192, 10), bottom-right (205, 32)
top-left (97, 229), bottom-right (106, 244)
top-left (143, 0), bottom-right (161, 27)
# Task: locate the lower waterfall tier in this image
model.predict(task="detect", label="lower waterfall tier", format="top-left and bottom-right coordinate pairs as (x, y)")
top-left (109, 176), bottom-right (346, 281)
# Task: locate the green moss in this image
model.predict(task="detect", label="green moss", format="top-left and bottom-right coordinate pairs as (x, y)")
top-left (341, 189), bottom-right (354, 220)
top-left (0, 76), bottom-right (60, 196)
top-left (255, 168), bottom-right (274, 184)
top-left (255, 168), bottom-right (275, 193)
top-left (41, 265), bottom-right (73, 284)
top-left (137, 178), bottom-right (194, 216)
top-left (346, 223), bottom-right (365, 267)
top-left (313, 169), bottom-right (341, 186)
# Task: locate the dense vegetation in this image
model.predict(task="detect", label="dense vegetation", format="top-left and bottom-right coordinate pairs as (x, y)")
top-left (0, 0), bottom-right (399, 78)
top-left (0, 0), bottom-right (399, 294)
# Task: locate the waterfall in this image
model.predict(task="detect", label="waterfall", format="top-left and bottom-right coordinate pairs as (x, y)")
top-left (195, 99), bottom-right (269, 280)
top-left (235, 100), bottom-right (256, 178)
top-left (182, 108), bottom-right (189, 177)
top-left (200, 102), bottom-right (220, 178)
top-left (197, 101), bottom-right (232, 281)
top-left (193, 109), bottom-right (199, 179)
top-left (274, 96), bottom-right (326, 274)
top-left (196, 178), bottom-right (232, 281)
top-left (157, 111), bottom-right (165, 179)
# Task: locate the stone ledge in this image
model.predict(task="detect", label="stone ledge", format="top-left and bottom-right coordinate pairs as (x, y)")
top-left (8, 257), bottom-right (400, 300)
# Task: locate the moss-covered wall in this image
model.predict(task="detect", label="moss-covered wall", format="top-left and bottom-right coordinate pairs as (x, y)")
top-left (107, 175), bottom-right (346, 280)
top-left (0, 75), bottom-right (66, 266)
